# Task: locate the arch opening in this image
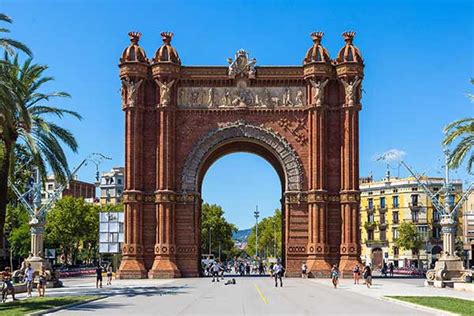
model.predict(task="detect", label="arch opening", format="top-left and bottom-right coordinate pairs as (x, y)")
top-left (199, 150), bottom-right (284, 276)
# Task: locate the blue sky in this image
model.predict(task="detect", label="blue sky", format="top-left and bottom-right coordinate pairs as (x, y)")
top-left (3, 0), bottom-right (473, 229)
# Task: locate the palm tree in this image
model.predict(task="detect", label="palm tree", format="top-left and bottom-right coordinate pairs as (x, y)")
top-left (0, 54), bottom-right (81, 235)
top-left (0, 13), bottom-right (32, 56)
top-left (442, 80), bottom-right (474, 174)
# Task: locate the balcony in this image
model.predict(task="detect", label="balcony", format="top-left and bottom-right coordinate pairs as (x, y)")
top-left (365, 240), bottom-right (388, 248)
top-left (377, 205), bottom-right (388, 212)
top-left (379, 221), bottom-right (388, 229)
top-left (364, 221), bottom-right (378, 230)
top-left (365, 206), bottom-right (375, 212)
top-left (409, 202), bottom-right (422, 210)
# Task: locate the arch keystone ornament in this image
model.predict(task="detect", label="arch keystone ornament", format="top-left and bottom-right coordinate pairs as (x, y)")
top-left (117, 31), bottom-right (364, 279)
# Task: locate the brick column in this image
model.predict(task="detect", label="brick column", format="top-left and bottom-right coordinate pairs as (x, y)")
top-left (338, 84), bottom-right (362, 273)
top-left (149, 72), bottom-right (181, 278)
top-left (117, 75), bottom-right (147, 279)
top-left (306, 93), bottom-right (332, 275)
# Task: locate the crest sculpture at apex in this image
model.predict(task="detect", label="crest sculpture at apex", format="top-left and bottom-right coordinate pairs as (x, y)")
top-left (117, 31), bottom-right (364, 279)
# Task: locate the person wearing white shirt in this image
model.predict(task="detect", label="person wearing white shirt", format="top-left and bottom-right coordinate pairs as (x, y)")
top-left (24, 263), bottom-right (34, 298)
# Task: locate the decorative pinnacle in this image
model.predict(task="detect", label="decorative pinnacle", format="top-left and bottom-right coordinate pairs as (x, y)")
top-left (342, 31), bottom-right (356, 43)
top-left (128, 32), bottom-right (141, 44)
top-left (310, 32), bottom-right (324, 44)
top-left (161, 32), bottom-right (174, 44)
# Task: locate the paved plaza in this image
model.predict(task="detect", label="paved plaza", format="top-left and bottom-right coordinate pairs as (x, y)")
top-left (10, 276), bottom-right (473, 315)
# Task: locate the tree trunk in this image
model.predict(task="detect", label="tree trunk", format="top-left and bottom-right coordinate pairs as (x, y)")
top-left (0, 141), bottom-right (13, 238)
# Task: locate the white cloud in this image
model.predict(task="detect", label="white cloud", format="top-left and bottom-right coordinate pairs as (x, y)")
top-left (373, 149), bottom-right (407, 162)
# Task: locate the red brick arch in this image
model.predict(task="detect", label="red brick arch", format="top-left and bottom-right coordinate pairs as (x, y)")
top-left (117, 32), bottom-right (364, 278)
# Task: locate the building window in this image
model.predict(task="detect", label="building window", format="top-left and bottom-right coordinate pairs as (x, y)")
top-left (380, 229), bottom-right (386, 241)
top-left (393, 211), bottom-right (399, 224)
top-left (433, 210), bottom-right (440, 222)
top-left (412, 211), bottom-right (419, 223)
top-left (47, 184), bottom-right (54, 190)
top-left (393, 228), bottom-right (399, 239)
top-left (380, 212), bottom-right (386, 224)
top-left (433, 227), bottom-right (441, 239)
top-left (393, 246), bottom-right (399, 256)
top-left (117, 189), bottom-right (122, 195)
top-left (380, 197), bottom-right (386, 209)
top-left (393, 189), bottom-right (398, 193)
top-left (368, 198), bottom-right (373, 210)
top-left (411, 194), bottom-right (419, 206)
top-left (380, 190), bottom-right (385, 194)
top-left (368, 213), bottom-right (375, 222)
top-left (118, 178), bottom-right (122, 185)
top-left (417, 225), bottom-right (428, 240)
top-left (368, 230), bottom-right (374, 240)
top-left (412, 187), bottom-right (418, 191)
top-left (392, 196), bottom-right (399, 208)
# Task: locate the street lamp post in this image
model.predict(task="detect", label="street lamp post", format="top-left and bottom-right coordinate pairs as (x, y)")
top-left (8, 153), bottom-right (110, 273)
top-left (378, 149), bottom-right (473, 286)
top-left (254, 206), bottom-right (259, 258)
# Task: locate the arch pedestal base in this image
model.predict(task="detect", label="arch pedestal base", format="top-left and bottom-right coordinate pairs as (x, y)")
top-left (306, 256), bottom-right (332, 277)
top-left (148, 256), bottom-right (181, 279)
top-left (117, 258), bottom-right (147, 279)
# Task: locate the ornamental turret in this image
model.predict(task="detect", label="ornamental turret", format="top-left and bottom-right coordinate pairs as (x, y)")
top-left (303, 32), bottom-right (331, 65)
top-left (120, 32), bottom-right (147, 63)
top-left (335, 31), bottom-right (364, 79)
top-left (303, 32), bottom-right (333, 81)
top-left (153, 32), bottom-right (181, 65)
top-left (336, 31), bottom-right (363, 64)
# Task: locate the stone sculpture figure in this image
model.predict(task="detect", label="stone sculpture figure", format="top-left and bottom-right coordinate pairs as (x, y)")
top-left (309, 78), bottom-right (329, 106)
top-left (178, 88), bottom-right (186, 105)
top-left (156, 79), bottom-right (175, 106)
top-left (207, 88), bottom-right (215, 107)
top-left (282, 88), bottom-right (292, 106)
top-left (122, 78), bottom-right (144, 107)
top-left (221, 89), bottom-right (231, 107)
top-left (341, 76), bottom-right (361, 107)
top-left (190, 90), bottom-right (200, 106)
top-left (227, 49), bottom-right (257, 79)
top-left (295, 90), bottom-right (304, 106)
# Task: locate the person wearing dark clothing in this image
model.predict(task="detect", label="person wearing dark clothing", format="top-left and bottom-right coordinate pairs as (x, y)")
top-left (389, 262), bottom-right (394, 277)
top-left (96, 264), bottom-right (103, 288)
top-left (363, 265), bottom-right (372, 288)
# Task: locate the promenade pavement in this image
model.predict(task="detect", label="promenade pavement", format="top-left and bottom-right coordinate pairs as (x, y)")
top-left (10, 275), bottom-right (472, 315)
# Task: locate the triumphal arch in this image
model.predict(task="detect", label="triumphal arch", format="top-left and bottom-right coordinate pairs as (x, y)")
top-left (117, 31), bottom-right (364, 278)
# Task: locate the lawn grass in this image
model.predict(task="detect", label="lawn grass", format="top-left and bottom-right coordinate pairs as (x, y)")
top-left (0, 296), bottom-right (96, 316)
top-left (387, 296), bottom-right (474, 315)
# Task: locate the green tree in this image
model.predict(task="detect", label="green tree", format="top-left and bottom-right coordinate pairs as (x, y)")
top-left (246, 209), bottom-right (282, 258)
top-left (394, 222), bottom-right (423, 258)
top-left (45, 197), bottom-right (98, 265)
top-left (0, 14), bottom-right (32, 56)
top-left (0, 54), bottom-right (81, 236)
top-left (5, 204), bottom-right (30, 259)
top-left (200, 203), bottom-right (237, 260)
top-left (442, 80), bottom-right (474, 174)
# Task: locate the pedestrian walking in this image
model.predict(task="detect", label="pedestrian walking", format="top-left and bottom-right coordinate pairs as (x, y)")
top-left (301, 262), bottom-right (308, 279)
top-left (106, 266), bottom-right (113, 285)
top-left (95, 263), bottom-right (103, 288)
top-left (24, 263), bottom-right (34, 297)
top-left (389, 262), bottom-right (394, 277)
top-left (211, 261), bottom-right (221, 282)
top-left (269, 263), bottom-right (274, 277)
top-left (1, 267), bottom-right (16, 302)
top-left (363, 265), bottom-right (372, 288)
top-left (353, 264), bottom-right (360, 284)
top-left (273, 261), bottom-right (283, 287)
top-left (330, 265), bottom-right (339, 289)
top-left (37, 266), bottom-right (47, 297)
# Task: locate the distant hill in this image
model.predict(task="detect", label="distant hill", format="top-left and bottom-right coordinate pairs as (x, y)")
top-left (232, 228), bottom-right (252, 242)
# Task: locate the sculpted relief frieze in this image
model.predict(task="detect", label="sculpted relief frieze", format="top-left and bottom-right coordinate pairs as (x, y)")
top-left (177, 86), bottom-right (306, 109)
